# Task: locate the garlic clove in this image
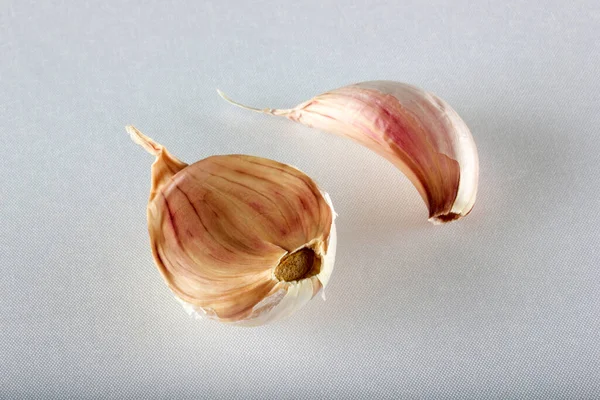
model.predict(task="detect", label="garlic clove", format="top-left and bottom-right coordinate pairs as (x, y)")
top-left (218, 81), bottom-right (479, 223)
top-left (127, 125), bottom-right (336, 325)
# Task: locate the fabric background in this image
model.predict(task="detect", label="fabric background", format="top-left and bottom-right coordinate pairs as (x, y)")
top-left (1, 0), bottom-right (599, 398)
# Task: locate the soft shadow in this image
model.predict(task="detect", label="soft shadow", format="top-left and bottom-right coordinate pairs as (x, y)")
top-left (316, 99), bottom-right (583, 329)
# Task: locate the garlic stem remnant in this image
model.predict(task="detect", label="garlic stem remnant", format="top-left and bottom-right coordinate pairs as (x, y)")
top-left (218, 81), bottom-right (479, 223)
top-left (127, 125), bottom-right (336, 326)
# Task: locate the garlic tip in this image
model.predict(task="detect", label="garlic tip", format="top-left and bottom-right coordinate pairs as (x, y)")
top-left (126, 124), bottom-right (162, 156)
top-left (217, 89), bottom-right (290, 116)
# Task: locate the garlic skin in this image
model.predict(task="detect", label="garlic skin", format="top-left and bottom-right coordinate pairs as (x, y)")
top-left (218, 81), bottom-right (479, 223)
top-left (127, 125), bottom-right (336, 326)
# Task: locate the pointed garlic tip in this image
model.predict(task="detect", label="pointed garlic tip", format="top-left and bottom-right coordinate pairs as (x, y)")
top-left (126, 124), bottom-right (163, 156)
top-left (219, 81), bottom-right (479, 223)
top-left (216, 89), bottom-right (292, 116)
top-left (126, 125), bottom-right (187, 201)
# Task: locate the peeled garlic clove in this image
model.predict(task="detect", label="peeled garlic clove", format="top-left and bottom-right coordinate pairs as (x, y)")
top-left (218, 81), bottom-right (479, 223)
top-left (127, 125), bottom-right (336, 326)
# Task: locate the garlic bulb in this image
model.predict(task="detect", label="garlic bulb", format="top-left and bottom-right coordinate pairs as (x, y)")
top-left (127, 125), bottom-right (337, 326)
top-left (218, 81), bottom-right (479, 223)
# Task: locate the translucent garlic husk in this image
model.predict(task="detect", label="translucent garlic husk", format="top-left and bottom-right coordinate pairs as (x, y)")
top-left (219, 81), bottom-right (479, 223)
top-left (127, 126), bottom-right (337, 326)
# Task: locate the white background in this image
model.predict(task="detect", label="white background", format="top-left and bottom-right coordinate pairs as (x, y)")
top-left (1, 0), bottom-right (599, 398)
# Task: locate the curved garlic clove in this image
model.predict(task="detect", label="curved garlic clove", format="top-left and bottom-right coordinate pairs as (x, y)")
top-left (127, 125), bottom-right (336, 325)
top-left (218, 81), bottom-right (479, 223)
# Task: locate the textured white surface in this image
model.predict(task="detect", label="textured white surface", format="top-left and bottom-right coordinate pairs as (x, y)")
top-left (1, 0), bottom-right (599, 398)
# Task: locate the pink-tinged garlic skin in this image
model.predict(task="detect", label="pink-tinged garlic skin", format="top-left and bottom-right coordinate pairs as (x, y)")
top-left (149, 155), bottom-right (334, 323)
top-left (219, 81), bottom-right (478, 222)
top-left (128, 126), bottom-right (336, 325)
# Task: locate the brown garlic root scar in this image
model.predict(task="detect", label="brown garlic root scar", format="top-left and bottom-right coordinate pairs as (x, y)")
top-left (275, 247), bottom-right (321, 282)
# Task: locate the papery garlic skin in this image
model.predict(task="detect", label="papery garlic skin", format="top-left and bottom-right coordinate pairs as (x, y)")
top-left (218, 81), bottom-right (479, 223)
top-left (185, 219), bottom-right (337, 327)
top-left (127, 125), bottom-right (336, 325)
